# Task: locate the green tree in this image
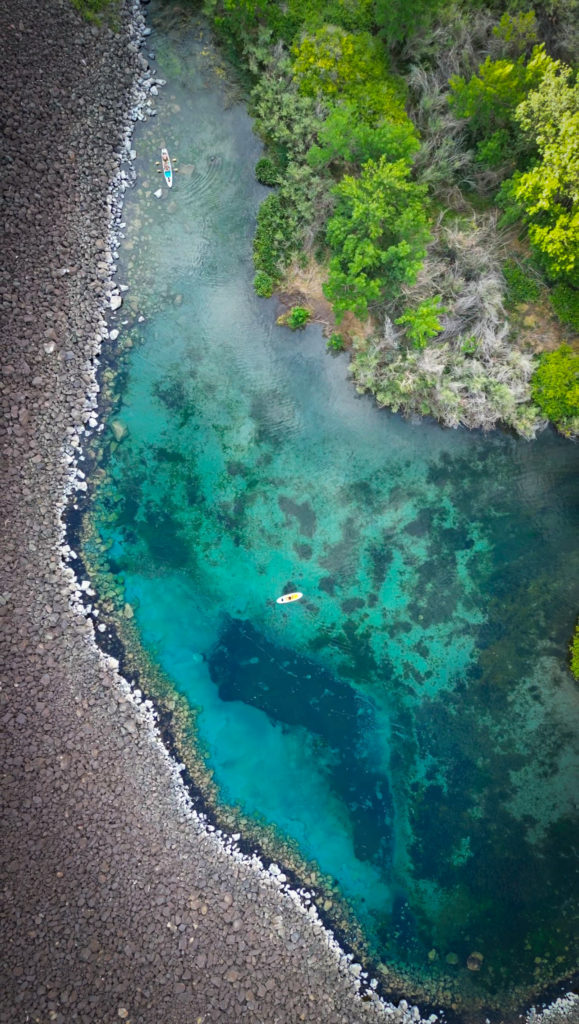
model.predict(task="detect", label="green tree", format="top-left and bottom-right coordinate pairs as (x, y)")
top-left (288, 0), bottom-right (374, 34)
top-left (324, 157), bottom-right (430, 320)
top-left (292, 27), bottom-right (407, 123)
top-left (531, 344), bottom-right (579, 432)
top-left (492, 11), bottom-right (538, 58)
top-left (512, 63), bottom-right (579, 281)
top-left (374, 0), bottom-right (445, 46)
top-left (307, 103), bottom-right (419, 172)
top-left (449, 45), bottom-right (552, 141)
top-left (395, 296), bottom-right (448, 348)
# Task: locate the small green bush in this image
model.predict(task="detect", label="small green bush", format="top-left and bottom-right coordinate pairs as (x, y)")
top-left (503, 259), bottom-right (540, 306)
top-left (255, 157), bottom-right (280, 187)
top-left (571, 621), bottom-right (579, 680)
top-left (531, 344), bottom-right (579, 431)
top-left (254, 271), bottom-right (276, 298)
top-left (460, 335), bottom-right (479, 355)
top-left (550, 284), bottom-right (579, 333)
top-left (70, 0), bottom-right (117, 23)
top-left (287, 306), bottom-right (311, 329)
top-left (253, 194), bottom-right (293, 278)
top-left (327, 332), bottom-right (345, 351)
top-left (395, 296), bottom-right (447, 349)
top-left (475, 129), bottom-right (515, 168)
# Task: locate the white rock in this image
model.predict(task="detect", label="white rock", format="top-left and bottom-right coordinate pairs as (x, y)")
top-left (109, 329), bottom-right (119, 341)
top-left (154, 188), bottom-right (162, 198)
top-left (110, 294), bottom-right (123, 311)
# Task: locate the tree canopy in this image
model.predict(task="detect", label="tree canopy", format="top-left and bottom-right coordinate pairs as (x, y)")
top-left (324, 157), bottom-right (430, 320)
top-left (307, 103), bottom-right (419, 172)
top-left (531, 344), bottom-right (579, 432)
top-left (513, 63), bottom-right (579, 281)
top-left (292, 27), bottom-right (407, 123)
top-left (449, 44), bottom-right (552, 141)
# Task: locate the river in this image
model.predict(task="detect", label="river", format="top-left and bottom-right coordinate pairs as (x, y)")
top-left (83, 3), bottom-right (579, 1017)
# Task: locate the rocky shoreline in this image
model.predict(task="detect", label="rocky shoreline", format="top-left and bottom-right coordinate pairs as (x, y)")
top-left (0, 1), bottom-right (577, 1022)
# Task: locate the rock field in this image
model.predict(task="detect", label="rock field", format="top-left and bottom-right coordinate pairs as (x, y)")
top-left (0, 1), bottom-right (577, 1023)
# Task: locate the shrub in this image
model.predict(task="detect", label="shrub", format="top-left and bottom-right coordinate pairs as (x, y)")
top-left (449, 45), bottom-right (551, 143)
top-left (307, 104), bottom-right (419, 173)
top-left (255, 157), bottom-right (280, 186)
top-left (253, 193), bottom-right (293, 278)
top-left (571, 621), bottom-right (579, 680)
top-left (475, 128), bottom-right (516, 169)
top-left (510, 62), bottom-right (579, 283)
top-left (531, 344), bottom-right (579, 432)
top-left (71, 0), bottom-right (118, 23)
top-left (550, 284), bottom-right (579, 332)
top-left (254, 271), bottom-right (276, 297)
top-left (286, 306), bottom-right (311, 329)
top-left (395, 295), bottom-right (448, 349)
top-left (292, 27), bottom-right (407, 124)
top-left (284, 0), bottom-right (374, 35)
top-left (327, 332), bottom-right (345, 351)
top-left (503, 259), bottom-right (540, 305)
top-left (460, 335), bottom-right (478, 354)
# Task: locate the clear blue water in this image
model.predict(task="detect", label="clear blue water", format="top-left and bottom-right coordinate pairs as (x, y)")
top-left (85, 6), bottom-right (579, 1016)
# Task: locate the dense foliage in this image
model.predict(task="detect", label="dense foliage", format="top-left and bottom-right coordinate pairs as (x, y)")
top-left (531, 344), bottom-right (579, 433)
top-left (203, 0), bottom-right (578, 438)
top-left (324, 158), bottom-right (430, 320)
top-left (571, 622), bottom-right (579, 680)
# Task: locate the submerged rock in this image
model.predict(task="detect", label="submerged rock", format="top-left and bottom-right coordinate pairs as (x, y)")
top-left (110, 420), bottom-right (128, 442)
top-left (466, 951), bottom-right (484, 971)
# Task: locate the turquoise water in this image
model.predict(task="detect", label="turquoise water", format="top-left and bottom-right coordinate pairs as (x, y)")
top-left (87, 6), bottom-right (579, 1015)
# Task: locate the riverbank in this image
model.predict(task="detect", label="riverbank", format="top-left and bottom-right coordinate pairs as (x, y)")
top-left (1, 2), bottom-right (578, 1023)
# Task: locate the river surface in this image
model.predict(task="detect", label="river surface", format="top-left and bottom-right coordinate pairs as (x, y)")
top-left (85, 4), bottom-right (579, 1017)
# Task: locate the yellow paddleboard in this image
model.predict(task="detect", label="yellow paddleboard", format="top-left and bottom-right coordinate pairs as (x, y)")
top-left (276, 592), bottom-right (303, 605)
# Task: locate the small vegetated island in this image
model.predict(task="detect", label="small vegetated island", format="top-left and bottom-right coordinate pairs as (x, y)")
top-left (202, 0), bottom-right (578, 443)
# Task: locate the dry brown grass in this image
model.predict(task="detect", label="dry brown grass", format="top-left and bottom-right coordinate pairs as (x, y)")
top-left (278, 259), bottom-right (375, 345)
